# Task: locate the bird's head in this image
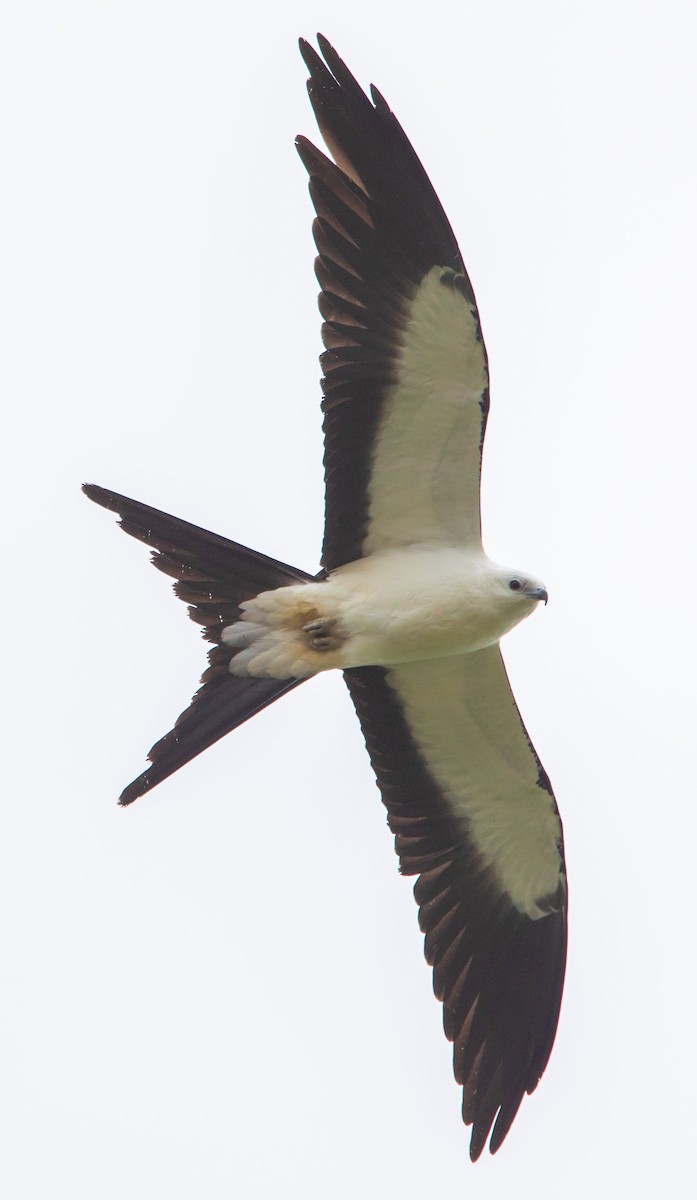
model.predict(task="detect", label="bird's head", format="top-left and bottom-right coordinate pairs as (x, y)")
top-left (478, 562), bottom-right (549, 643)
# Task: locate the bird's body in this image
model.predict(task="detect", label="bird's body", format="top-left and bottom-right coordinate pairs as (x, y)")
top-left (224, 546), bottom-right (547, 676)
top-left (84, 33), bottom-right (567, 1161)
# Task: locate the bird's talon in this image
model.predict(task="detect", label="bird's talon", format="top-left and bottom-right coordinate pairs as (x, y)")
top-left (303, 619), bottom-right (342, 652)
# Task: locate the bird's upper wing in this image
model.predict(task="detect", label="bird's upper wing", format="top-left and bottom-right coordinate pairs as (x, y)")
top-left (344, 649), bottom-right (567, 1160)
top-left (298, 36), bottom-right (489, 571)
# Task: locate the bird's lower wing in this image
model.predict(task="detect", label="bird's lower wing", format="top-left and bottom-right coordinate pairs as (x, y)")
top-left (344, 649), bottom-right (567, 1159)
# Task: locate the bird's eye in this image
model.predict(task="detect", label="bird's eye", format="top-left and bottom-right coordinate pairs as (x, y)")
top-left (508, 579), bottom-right (522, 591)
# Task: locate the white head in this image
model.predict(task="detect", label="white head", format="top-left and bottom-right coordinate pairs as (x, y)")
top-left (473, 560), bottom-right (548, 648)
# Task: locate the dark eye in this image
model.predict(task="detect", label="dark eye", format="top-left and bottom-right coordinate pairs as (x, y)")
top-left (508, 579), bottom-right (522, 591)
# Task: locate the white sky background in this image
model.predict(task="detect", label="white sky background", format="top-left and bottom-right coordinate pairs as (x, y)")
top-left (2, 1), bottom-right (696, 1195)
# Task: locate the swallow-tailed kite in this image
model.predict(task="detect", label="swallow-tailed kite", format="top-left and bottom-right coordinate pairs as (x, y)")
top-left (84, 34), bottom-right (567, 1160)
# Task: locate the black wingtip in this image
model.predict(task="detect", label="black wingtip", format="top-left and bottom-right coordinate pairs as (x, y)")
top-left (294, 133), bottom-right (315, 170)
top-left (118, 772), bottom-right (152, 807)
top-left (82, 481), bottom-right (107, 505)
top-left (298, 36), bottom-right (323, 74)
top-left (369, 84), bottom-right (390, 112)
top-left (82, 482), bottom-right (125, 516)
top-left (467, 1112), bottom-right (505, 1162)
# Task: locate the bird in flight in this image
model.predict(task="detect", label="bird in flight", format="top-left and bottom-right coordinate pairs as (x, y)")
top-left (84, 34), bottom-right (567, 1161)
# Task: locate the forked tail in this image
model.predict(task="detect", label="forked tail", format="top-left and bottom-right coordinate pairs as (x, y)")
top-left (83, 484), bottom-right (318, 805)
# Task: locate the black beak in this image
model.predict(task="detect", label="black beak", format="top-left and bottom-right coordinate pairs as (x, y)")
top-left (525, 587), bottom-right (548, 606)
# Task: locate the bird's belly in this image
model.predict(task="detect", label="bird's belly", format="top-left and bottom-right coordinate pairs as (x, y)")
top-left (330, 548), bottom-right (508, 667)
